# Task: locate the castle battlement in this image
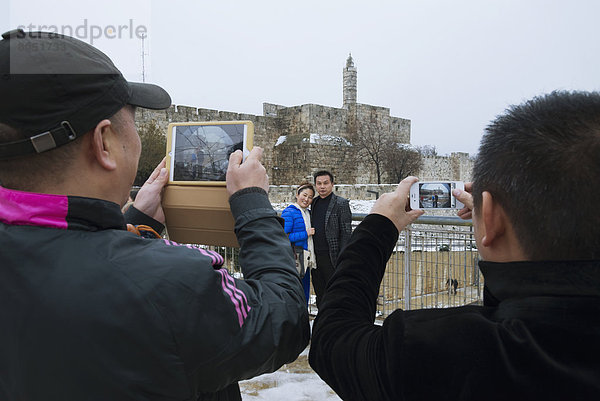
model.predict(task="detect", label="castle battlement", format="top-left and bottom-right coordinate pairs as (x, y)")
top-left (135, 57), bottom-right (471, 185)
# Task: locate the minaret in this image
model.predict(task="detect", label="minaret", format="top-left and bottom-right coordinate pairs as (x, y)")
top-left (343, 53), bottom-right (357, 108)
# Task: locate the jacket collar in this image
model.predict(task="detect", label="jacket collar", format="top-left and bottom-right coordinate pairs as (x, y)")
top-left (292, 202), bottom-right (308, 212)
top-left (0, 186), bottom-right (125, 231)
top-left (479, 259), bottom-right (600, 306)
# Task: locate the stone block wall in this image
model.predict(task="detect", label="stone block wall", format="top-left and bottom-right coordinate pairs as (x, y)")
top-left (349, 103), bottom-right (411, 144)
top-left (135, 103), bottom-right (470, 187)
top-left (418, 152), bottom-right (474, 181)
top-left (270, 104), bottom-right (351, 140)
top-left (271, 141), bottom-right (362, 185)
top-left (269, 183), bottom-right (397, 204)
top-left (136, 105), bottom-right (277, 171)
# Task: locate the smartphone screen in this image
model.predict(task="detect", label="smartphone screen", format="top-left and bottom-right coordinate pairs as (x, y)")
top-left (167, 122), bottom-right (252, 183)
top-left (410, 181), bottom-right (464, 209)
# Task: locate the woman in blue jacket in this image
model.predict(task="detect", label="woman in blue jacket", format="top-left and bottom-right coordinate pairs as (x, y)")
top-left (281, 182), bottom-right (316, 307)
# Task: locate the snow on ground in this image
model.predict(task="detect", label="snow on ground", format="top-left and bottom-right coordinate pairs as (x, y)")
top-left (240, 371), bottom-right (341, 401)
top-left (242, 375), bottom-right (337, 400)
top-left (240, 321), bottom-right (342, 401)
top-left (272, 199), bottom-right (375, 214)
top-left (239, 347), bottom-right (341, 401)
top-left (348, 199), bottom-right (374, 214)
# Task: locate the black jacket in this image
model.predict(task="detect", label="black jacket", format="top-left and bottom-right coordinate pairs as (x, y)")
top-left (0, 186), bottom-right (309, 400)
top-left (311, 193), bottom-right (352, 265)
top-left (309, 214), bottom-right (600, 400)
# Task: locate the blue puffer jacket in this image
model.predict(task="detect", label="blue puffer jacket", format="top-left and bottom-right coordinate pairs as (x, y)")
top-left (281, 204), bottom-right (308, 249)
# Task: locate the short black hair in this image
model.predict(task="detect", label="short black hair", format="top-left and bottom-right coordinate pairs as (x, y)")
top-left (473, 91), bottom-right (600, 260)
top-left (0, 122), bottom-right (84, 190)
top-left (313, 170), bottom-right (334, 183)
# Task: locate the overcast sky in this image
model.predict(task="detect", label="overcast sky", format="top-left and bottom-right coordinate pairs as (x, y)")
top-left (4, 0), bottom-right (600, 155)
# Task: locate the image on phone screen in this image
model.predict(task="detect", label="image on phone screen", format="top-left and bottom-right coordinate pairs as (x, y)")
top-left (419, 182), bottom-right (456, 209)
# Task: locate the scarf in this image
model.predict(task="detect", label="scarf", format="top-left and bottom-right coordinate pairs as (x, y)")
top-left (294, 202), bottom-right (315, 269)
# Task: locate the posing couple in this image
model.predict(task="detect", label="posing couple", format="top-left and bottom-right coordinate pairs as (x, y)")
top-left (281, 170), bottom-right (353, 308)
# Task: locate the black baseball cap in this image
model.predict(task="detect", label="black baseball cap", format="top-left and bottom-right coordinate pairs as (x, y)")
top-left (0, 29), bottom-right (172, 160)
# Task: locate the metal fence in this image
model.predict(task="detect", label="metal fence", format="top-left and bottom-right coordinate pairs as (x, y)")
top-left (377, 216), bottom-right (483, 317)
top-left (208, 214), bottom-right (483, 317)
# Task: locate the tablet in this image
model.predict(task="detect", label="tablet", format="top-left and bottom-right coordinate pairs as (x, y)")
top-left (162, 121), bottom-right (254, 247)
top-left (166, 121), bottom-right (254, 185)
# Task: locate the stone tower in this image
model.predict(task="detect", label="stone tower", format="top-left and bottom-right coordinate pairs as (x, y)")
top-left (343, 53), bottom-right (357, 108)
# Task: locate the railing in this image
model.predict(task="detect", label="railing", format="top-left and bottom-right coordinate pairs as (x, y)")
top-left (379, 216), bottom-right (482, 317)
top-left (209, 214), bottom-right (483, 317)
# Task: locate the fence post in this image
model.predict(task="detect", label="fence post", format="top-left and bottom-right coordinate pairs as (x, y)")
top-left (404, 227), bottom-right (412, 311)
top-left (463, 240), bottom-right (468, 304)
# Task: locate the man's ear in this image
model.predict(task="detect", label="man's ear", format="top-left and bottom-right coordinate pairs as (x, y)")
top-left (479, 191), bottom-right (506, 248)
top-left (90, 119), bottom-right (117, 171)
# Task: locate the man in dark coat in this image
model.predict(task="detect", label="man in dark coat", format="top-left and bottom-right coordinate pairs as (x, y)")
top-left (311, 170), bottom-right (352, 308)
top-left (309, 91), bottom-right (600, 400)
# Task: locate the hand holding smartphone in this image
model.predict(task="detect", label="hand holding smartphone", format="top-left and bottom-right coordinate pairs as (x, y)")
top-left (409, 181), bottom-right (464, 210)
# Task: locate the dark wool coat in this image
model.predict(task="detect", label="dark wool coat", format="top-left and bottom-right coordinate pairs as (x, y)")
top-left (311, 192), bottom-right (352, 264)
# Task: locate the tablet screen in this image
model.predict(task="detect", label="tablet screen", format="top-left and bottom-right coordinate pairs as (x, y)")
top-left (170, 123), bottom-right (247, 182)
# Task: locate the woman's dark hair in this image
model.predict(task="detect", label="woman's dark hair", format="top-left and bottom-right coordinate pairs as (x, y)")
top-left (297, 182), bottom-right (315, 195)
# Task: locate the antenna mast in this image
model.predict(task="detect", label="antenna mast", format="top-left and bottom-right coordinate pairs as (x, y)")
top-left (141, 33), bottom-right (147, 82)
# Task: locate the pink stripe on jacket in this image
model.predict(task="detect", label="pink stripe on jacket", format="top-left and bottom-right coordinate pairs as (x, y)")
top-left (0, 186), bottom-right (68, 229)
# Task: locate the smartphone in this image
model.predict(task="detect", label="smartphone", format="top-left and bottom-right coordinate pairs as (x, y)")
top-left (166, 121), bottom-right (254, 185)
top-left (409, 181), bottom-right (464, 210)
top-left (162, 121), bottom-right (254, 248)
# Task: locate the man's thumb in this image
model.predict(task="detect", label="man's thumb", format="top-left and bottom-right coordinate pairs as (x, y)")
top-left (156, 168), bottom-right (168, 184)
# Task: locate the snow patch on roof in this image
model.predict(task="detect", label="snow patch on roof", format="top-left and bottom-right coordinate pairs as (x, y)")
top-left (396, 142), bottom-right (419, 151)
top-left (308, 133), bottom-right (351, 146)
top-left (275, 135), bottom-right (287, 146)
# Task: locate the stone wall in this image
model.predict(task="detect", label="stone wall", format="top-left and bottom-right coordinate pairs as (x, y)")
top-left (136, 105), bottom-right (278, 172)
top-left (269, 183), bottom-right (397, 204)
top-left (135, 54), bottom-right (473, 186)
top-left (350, 103), bottom-right (410, 144)
top-left (418, 152), bottom-right (474, 181)
top-left (270, 152), bottom-right (475, 203)
top-left (269, 102), bottom-right (412, 185)
top-left (135, 103), bottom-right (471, 186)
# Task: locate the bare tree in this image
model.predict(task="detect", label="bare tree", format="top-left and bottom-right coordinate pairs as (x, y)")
top-left (135, 120), bottom-right (166, 186)
top-left (382, 143), bottom-right (423, 184)
top-left (349, 113), bottom-right (389, 184)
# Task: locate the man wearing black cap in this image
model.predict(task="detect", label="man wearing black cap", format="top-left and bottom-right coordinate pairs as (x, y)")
top-left (0, 30), bottom-right (308, 400)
